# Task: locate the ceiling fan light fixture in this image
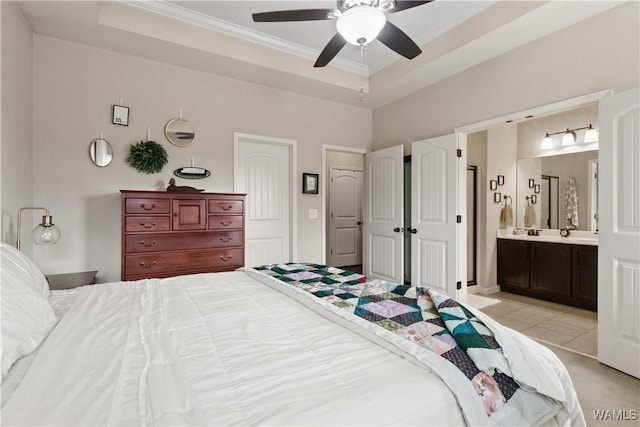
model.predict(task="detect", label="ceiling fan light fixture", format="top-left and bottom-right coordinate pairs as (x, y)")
top-left (336, 6), bottom-right (386, 46)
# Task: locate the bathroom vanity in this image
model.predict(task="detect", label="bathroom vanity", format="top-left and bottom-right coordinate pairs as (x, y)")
top-left (497, 230), bottom-right (597, 311)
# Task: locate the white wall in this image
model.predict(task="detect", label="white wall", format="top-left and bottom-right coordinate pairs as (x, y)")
top-left (1, 2), bottom-right (34, 255)
top-left (372, 2), bottom-right (639, 151)
top-left (482, 125), bottom-right (518, 293)
top-left (29, 36), bottom-right (372, 282)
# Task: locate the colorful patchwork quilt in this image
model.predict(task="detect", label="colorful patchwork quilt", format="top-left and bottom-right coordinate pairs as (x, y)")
top-left (251, 262), bottom-right (519, 417)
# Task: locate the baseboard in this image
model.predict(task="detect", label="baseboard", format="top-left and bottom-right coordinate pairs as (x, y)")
top-left (475, 285), bottom-right (500, 295)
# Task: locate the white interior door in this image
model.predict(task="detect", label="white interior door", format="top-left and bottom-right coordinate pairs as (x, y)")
top-left (328, 168), bottom-right (363, 267)
top-left (598, 88), bottom-right (640, 379)
top-left (234, 133), bottom-right (295, 267)
top-left (410, 134), bottom-right (466, 299)
top-left (364, 145), bottom-right (404, 283)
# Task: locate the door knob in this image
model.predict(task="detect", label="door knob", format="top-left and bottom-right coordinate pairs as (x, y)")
top-left (357, 221), bottom-right (363, 225)
top-left (393, 227), bottom-right (404, 233)
top-left (408, 228), bottom-right (418, 234)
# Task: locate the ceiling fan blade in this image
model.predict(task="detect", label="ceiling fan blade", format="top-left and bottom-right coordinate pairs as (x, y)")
top-left (389, 1), bottom-right (433, 13)
top-left (252, 9), bottom-right (336, 22)
top-left (377, 21), bottom-right (422, 59)
top-left (314, 33), bottom-right (347, 67)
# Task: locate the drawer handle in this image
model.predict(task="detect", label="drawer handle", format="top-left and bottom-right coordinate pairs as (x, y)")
top-left (219, 255), bottom-right (233, 262)
top-left (140, 203), bottom-right (156, 211)
top-left (220, 204), bottom-right (233, 211)
top-left (220, 237), bottom-right (232, 243)
top-left (220, 220), bottom-right (232, 227)
top-left (140, 240), bottom-right (157, 247)
top-left (139, 261), bottom-right (157, 268)
top-left (140, 222), bottom-right (157, 229)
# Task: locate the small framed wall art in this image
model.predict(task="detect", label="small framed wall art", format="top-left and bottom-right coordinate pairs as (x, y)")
top-left (112, 105), bottom-right (129, 126)
top-left (531, 195), bottom-right (537, 204)
top-left (497, 175), bottom-right (504, 186)
top-left (302, 173), bottom-right (319, 194)
top-left (534, 184), bottom-right (541, 194)
top-left (528, 179), bottom-right (535, 188)
top-left (494, 192), bottom-right (502, 203)
top-left (490, 180), bottom-right (498, 191)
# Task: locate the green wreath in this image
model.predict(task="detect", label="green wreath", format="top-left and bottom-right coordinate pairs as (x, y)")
top-left (127, 140), bottom-right (168, 174)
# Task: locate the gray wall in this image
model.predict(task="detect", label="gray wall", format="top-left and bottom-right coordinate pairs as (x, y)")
top-left (25, 36), bottom-right (371, 282)
top-left (1, 2), bottom-right (34, 257)
top-left (372, 2), bottom-right (639, 151)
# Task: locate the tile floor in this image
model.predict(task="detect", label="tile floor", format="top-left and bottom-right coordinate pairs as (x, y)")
top-left (479, 291), bottom-right (598, 357)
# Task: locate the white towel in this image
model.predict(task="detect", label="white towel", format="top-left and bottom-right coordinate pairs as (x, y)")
top-left (524, 204), bottom-right (536, 227)
top-left (500, 203), bottom-right (514, 227)
top-left (564, 177), bottom-right (579, 229)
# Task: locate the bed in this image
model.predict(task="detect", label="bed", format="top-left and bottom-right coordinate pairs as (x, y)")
top-left (1, 242), bottom-right (585, 426)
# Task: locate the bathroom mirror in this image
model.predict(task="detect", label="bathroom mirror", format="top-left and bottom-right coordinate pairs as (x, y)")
top-left (516, 149), bottom-right (598, 230)
top-left (164, 118), bottom-right (195, 147)
top-left (89, 138), bottom-right (113, 167)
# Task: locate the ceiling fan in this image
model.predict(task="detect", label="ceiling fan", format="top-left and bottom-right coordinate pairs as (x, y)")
top-left (252, 1), bottom-right (433, 67)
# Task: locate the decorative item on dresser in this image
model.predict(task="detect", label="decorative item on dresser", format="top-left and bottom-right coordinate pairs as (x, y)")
top-left (120, 190), bottom-right (245, 281)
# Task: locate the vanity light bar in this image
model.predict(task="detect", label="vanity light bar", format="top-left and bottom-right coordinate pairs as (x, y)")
top-left (541, 124), bottom-right (598, 149)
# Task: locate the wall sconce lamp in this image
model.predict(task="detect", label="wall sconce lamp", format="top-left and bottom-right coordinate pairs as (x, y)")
top-left (541, 124), bottom-right (598, 149)
top-left (16, 207), bottom-right (61, 251)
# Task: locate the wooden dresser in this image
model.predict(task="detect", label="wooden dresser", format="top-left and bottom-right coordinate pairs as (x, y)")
top-left (120, 190), bottom-right (245, 281)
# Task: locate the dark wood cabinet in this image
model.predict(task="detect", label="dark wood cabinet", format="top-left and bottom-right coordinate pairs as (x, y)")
top-left (497, 238), bottom-right (597, 311)
top-left (121, 190), bottom-right (245, 281)
top-left (572, 245), bottom-right (598, 311)
top-left (496, 239), bottom-right (530, 289)
top-left (530, 242), bottom-right (572, 297)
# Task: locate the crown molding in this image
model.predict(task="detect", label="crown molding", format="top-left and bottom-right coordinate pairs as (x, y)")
top-left (120, 0), bottom-right (369, 75)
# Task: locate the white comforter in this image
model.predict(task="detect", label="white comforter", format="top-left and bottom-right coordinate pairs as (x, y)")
top-left (2, 269), bottom-right (585, 426)
top-left (2, 271), bottom-right (468, 426)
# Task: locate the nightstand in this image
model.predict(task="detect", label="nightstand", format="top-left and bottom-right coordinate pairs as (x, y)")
top-left (46, 271), bottom-right (98, 290)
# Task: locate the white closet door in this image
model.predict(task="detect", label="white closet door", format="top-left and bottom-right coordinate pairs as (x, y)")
top-left (234, 133), bottom-right (295, 267)
top-left (328, 168), bottom-right (363, 267)
top-left (598, 88), bottom-right (640, 378)
top-left (411, 134), bottom-right (466, 299)
top-left (364, 145), bottom-right (404, 283)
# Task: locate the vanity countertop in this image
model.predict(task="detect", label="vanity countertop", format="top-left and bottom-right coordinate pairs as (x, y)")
top-left (496, 229), bottom-right (598, 246)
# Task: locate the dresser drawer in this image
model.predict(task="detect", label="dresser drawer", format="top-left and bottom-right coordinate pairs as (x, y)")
top-left (124, 248), bottom-right (244, 277)
top-left (125, 216), bottom-right (171, 232)
top-left (125, 198), bottom-right (171, 214)
top-left (125, 231), bottom-right (243, 253)
top-left (208, 215), bottom-right (244, 230)
top-left (208, 200), bottom-right (243, 214)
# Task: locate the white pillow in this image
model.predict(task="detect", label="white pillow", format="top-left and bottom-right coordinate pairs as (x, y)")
top-left (1, 243), bottom-right (57, 381)
top-left (0, 242), bottom-right (50, 298)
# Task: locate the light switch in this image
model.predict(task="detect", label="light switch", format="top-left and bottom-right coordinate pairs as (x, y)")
top-left (309, 209), bottom-right (318, 219)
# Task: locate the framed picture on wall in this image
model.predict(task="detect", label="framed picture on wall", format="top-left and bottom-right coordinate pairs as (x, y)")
top-left (528, 179), bottom-right (535, 188)
top-left (534, 184), bottom-right (541, 194)
top-left (112, 105), bottom-right (129, 126)
top-left (302, 173), bottom-right (319, 194)
top-left (531, 195), bottom-right (537, 204)
top-left (490, 180), bottom-right (497, 191)
top-left (494, 192), bottom-right (501, 203)
top-left (497, 175), bottom-right (504, 186)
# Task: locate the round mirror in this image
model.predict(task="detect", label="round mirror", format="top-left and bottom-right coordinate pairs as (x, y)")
top-left (165, 118), bottom-right (196, 147)
top-left (89, 138), bottom-right (113, 167)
